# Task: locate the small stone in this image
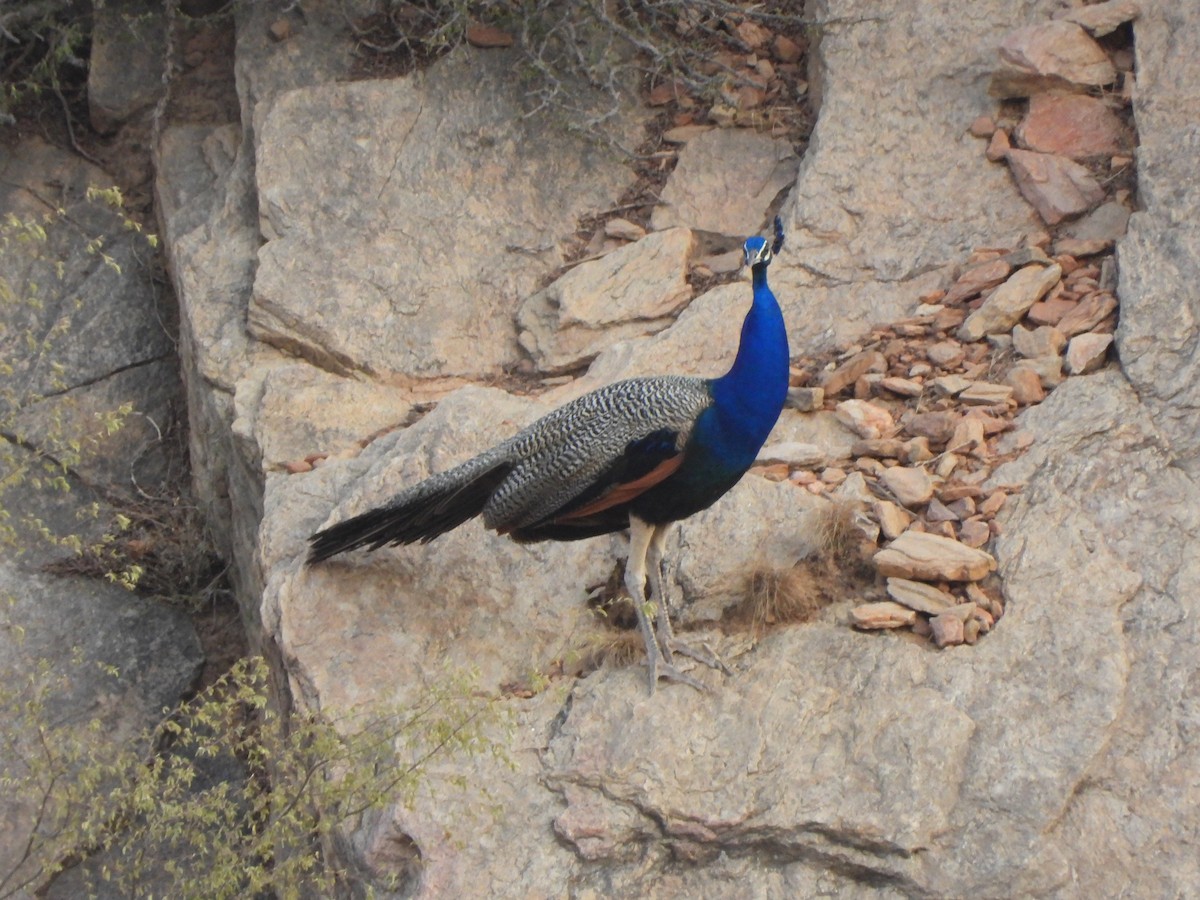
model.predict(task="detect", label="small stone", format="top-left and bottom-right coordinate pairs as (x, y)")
top-left (758, 463), bottom-right (791, 481)
top-left (822, 350), bottom-right (888, 396)
top-left (927, 340), bottom-right (967, 368)
top-left (926, 498), bottom-right (960, 523)
top-left (1006, 367), bottom-right (1046, 404)
top-left (757, 441), bottom-right (826, 468)
top-left (1026, 296), bottom-right (1078, 326)
top-left (1065, 332), bottom-right (1113, 374)
top-left (874, 531), bottom-right (997, 581)
top-left (906, 411), bottom-right (961, 444)
top-left (284, 458), bottom-right (312, 473)
top-left (734, 20), bottom-right (771, 48)
top-left (820, 467), bottom-right (847, 485)
top-left (886, 577), bottom-right (956, 614)
top-left (786, 386), bottom-right (825, 412)
top-left (1053, 237), bottom-right (1113, 257)
top-left (1068, 199), bottom-right (1133, 242)
top-left (959, 263), bottom-right (1063, 341)
top-left (948, 416), bottom-right (987, 454)
top-left (882, 466), bottom-right (936, 507)
top-left (603, 217), bottom-right (646, 241)
top-left (946, 496), bottom-right (977, 519)
top-left (878, 376), bottom-right (924, 397)
top-left (986, 128), bottom-right (1012, 162)
top-left (905, 437), bottom-right (935, 463)
top-left (959, 382), bottom-right (1014, 406)
top-left (772, 34), bottom-right (803, 63)
top-left (979, 490), bottom-right (1008, 516)
top-left (874, 500), bottom-right (913, 540)
top-left (935, 453), bottom-right (961, 479)
top-left (1012, 324), bottom-right (1067, 359)
top-left (930, 374), bottom-right (973, 397)
top-left (466, 24), bottom-right (515, 47)
top-left (969, 115), bottom-right (996, 138)
top-left (698, 249), bottom-right (743, 274)
top-left (649, 80), bottom-right (688, 106)
top-left (851, 601), bottom-right (918, 630)
top-left (945, 258), bottom-right (1013, 304)
top-left (835, 399), bottom-right (895, 440)
top-left (852, 438), bottom-right (908, 459)
top-left (931, 612), bottom-right (965, 647)
top-left (1057, 292), bottom-right (1118, 336)
top-left (268, 18), bottom-right (293, 41)
top-left (1005, 150), bottom-right (1106, 226)
top-left (958, 519), bottom-right (992, 548)
top-left (963, 616), bottom-right (982, 645)
top-left (1012, 356), bottom-right (1066, 389)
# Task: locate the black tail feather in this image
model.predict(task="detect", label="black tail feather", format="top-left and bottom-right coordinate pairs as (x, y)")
top-left (307, 463), bottom-right (511, 564)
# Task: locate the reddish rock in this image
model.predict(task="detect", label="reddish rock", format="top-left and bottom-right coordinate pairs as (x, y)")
top-left (931, 612), bottom-right (966, 647)
top-left (874, 531), bottom-right (997, 582)
top-left (945, 257), bottom-right (1013, 304)
top-left (1005, 149), bottom-right (1105, 225)
top-left (991, 20), bottom-right (1117, 98)
top-left (822, 350), bottom-right (888, 396)
top-left (881, 466), bottom-right (936, 507)
top-left (734, 20), bottom-right (771, 49)
top-left (1057, 292), bottom-right (1118, 336)
top-left (850, 601), bottom-right (918, 630)
top-left (466, 24), bottom-right (514, 48)
top-left (927, 340), bottom-right (966, 368)
top-left (907, 411), bottom-right (961, 444)
top-left (979, 490), bottom-right (1008, 517)
top-left (835, 399), bottom-right (895, 440)
top-left (1065, 332), bottom-right (1113, 374)
top-left (986, 128), bottom-right (1012, 162)
top-left (1012, 324), bottom-right (1067, 359)
top-left (1015, 92), bottom-right (1129, 160)
top-left (1006, 367), bottom-right (1046, 404)
top-left (969, 115), bottom-right (996, 138)
top-left (773, 34), bottom-right (803, 62)
top-left (1027, 296), bottom-right (1078, 326)
top-left (1053, 237), bottom-right (1113, 257)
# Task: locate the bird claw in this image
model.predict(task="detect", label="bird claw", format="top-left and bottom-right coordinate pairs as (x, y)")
top-left (664, 637), bottom-right (732, 676)
top-left (646, 652), bottom-right (709, 694)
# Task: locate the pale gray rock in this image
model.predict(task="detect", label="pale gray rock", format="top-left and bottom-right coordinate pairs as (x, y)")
top-left (777, 0), bottom-right (1040, 354)
top-left (1115, 2), bottom-right (1200, 467)
top-left (959, 262), bottom-right (1062, 340)
top-left (990, 371), bottom-right (1200, 897)
top-left (87, 1), bottom-right (166, 133)
top-left (517, 228), bottom-right (695, 374)
top-left (0, 565), bottom-right (203, 894)
top-left (650, 128), bottom-right (799, 236)
top-left (1063, 201), bottom-right (1132, 242)
top-left (251, 50), bottom-right (641, 381)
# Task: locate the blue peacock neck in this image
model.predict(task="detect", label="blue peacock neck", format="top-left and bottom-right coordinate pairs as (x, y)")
top-left (705, 263), bottom-right (790, 466)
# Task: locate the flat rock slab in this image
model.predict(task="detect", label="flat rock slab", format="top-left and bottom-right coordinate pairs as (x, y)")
top-left (250, 48), bottom-right (642, 380)
top-left (517, 227), bottom-right (695, 374)
top-left (650, 128), bottom-right (799, 236)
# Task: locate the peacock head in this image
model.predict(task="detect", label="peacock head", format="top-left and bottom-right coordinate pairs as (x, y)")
top-left (744, 216), bottom-right (784, 269)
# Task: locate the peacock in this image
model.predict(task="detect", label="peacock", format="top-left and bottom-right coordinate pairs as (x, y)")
top-left (308, 217), bottom-right (790, 693)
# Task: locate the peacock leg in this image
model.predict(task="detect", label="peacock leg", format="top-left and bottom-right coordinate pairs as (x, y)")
top-left (625, 517), bottom-right (704, 693)
top-left (647, 523), bottom-right (732, 677)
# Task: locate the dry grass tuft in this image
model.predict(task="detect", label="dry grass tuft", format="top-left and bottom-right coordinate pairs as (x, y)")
top-left (742, 564), bottom-right (831, 636)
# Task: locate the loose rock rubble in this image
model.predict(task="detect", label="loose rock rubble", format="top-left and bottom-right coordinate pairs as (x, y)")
top-left (752, 7), bottom-right (1136, 649)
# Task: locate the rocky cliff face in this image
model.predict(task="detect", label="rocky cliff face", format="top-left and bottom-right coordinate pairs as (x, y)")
top-left (147, 0), bottom-right (1200, 895)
